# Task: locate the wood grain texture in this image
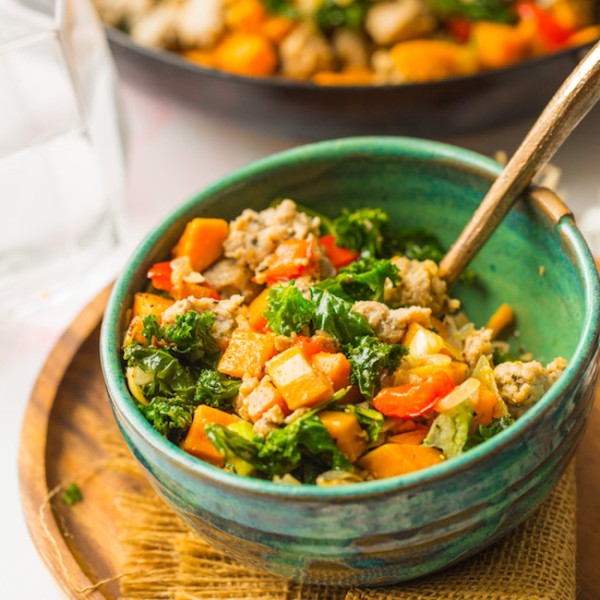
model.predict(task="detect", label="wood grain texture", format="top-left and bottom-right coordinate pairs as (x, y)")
top-left (439, 40), bottom-right (600, 285)
top-left (17, 289), bottom-right (600, 599)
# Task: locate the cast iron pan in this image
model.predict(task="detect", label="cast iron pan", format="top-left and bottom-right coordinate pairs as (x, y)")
top-left (106, 26), bottom-right (595, 139)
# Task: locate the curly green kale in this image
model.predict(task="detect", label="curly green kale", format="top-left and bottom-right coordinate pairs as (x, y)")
top-left (464, 414), bottom-right (515, 450)
top-left (315, 258), bottom-right (400, 302)
top-left (138, 395), bottom-right (197, 441)
top-left (142, 311), bottom-right (220, 364)
top-left (261, 0), bottom-right (299, 18)
top-left (424, 0), bottom-right (516, 23)
top-left (314, 0), bottom-right (370, 31)
top-left (194, 369), bottom-right (242, 411)
top-left (330, 207), bottom-right (391, 258)
top-left (206, 411), bottom-right (352, 481)
top-left (63, 483), bottom-right (83, 506)
top-left (311, 287), bottom-right (374, 345)
top-left (345, 336), bottom-right (407, 400)
top-left (265, 281), bottom-right (315, 336)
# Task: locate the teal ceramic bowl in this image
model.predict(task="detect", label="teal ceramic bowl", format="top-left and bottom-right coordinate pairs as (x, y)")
top-left (100, 137), bottom-right (600, 587)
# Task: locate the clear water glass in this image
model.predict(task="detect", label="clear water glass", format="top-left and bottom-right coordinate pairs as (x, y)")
top-left (0, 0), bottom-right (125, 316)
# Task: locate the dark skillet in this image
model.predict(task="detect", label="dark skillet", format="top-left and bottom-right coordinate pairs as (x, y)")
top-left (106, 26), bottom-right (596, 139)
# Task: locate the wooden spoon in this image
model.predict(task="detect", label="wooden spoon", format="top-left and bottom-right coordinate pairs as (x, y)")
top-left (438, 40), bottom-right (600, 287)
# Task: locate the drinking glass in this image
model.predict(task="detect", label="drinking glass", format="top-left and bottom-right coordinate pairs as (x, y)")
top-left (0, 0), bottom-right (125, 316)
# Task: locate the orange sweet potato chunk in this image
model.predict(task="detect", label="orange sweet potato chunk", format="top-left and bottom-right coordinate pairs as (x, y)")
top-left (311, 352), bottom-right (352, 391)
top-left (181, 405), bottom-right (240, 467)
top-left (247, 287), bottom-right (270, 332)
top-left (266, 346), bottom-right (334, 410)
top-left (172, 218), bottom-right (229, 272)
top-left (218, 330), bottom-right (276, 379)
top-left (387, 428), bottom-right (429, 446)
top-left (318, 411), bottom-right (367, 462)
top-left (132, 292), bottom-right (174, 320)
top-left (357, 443), bottom-right (444, 479)
top-left (124, 293), bottom-right (175, 346)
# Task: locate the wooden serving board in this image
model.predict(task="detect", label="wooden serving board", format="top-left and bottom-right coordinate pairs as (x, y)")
top-left (18, 288), bottom-right (600, 599)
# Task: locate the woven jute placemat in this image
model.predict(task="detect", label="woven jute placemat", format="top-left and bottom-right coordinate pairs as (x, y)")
top-left (108, 430), bottom-right (576, 600)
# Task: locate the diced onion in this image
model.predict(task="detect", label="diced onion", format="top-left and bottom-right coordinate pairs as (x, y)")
top-left (413, 353), bottom-right (452, 367)
top-left (442, 339), bottom-right (464, 361)
top-left (126, 366), bottom-right (153, 405)
top-left (409, 328), bottom-right (444, 358)
top-left (435, 377), bottom-right (481, 412)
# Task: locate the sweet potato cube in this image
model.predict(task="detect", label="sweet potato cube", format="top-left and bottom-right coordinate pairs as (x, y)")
top-left (266, 346), bottom-right (334, 410)
top-left (388, 428), bottom-right (429, 446)
top-left (473, 387), bottom-right (501, 428)
top-left (132, 292), bottom-right (174, 320)
top-left (311, 352), bottom-right (351, 391)
top-left (123, 316), bottom-right (146, 347)
top-left (181, 405), bottom-right (240, 467)
top-left (172, 218), bottom-right (229, 272)
top-left (218, 330), bottom-right (276, 379)
top-left (245, 378), bottom-right (287, 422)
top-left (247, 287), bottom-right (270, 332)
top-left (173, 281), bottom-right (220, 301)
top-left (318, 411), bottom-right (367, 462)
top-left (357, 443), bottom-right (444, 479)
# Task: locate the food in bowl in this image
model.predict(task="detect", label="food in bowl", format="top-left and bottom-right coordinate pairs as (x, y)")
top-left (102, 138), bottom-right (599, 585)
top-left (95, 0), bottom-right (600, 83)
top-left (121, 199), bottom-right (566, 484)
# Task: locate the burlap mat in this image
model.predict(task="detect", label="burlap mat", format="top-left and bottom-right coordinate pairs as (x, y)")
top-left (108, 432), bottom-right (576, 600)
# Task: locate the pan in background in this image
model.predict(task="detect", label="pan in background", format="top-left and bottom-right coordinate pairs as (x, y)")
top-left (106, 27), bottom-right (595, 139)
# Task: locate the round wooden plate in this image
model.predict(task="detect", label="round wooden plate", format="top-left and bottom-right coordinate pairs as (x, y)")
top-left (18, 287), bottom-right (600, 599)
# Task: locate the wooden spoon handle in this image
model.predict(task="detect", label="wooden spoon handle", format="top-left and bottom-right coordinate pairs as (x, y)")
top-left (438, 40), bottom-right (600, 287)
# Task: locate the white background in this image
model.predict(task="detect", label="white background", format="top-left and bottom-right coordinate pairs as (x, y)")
top-left (1, 61), bottom-right (599, 598)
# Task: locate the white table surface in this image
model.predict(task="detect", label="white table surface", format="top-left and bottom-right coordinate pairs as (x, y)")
top-left (1, 68), bottom-right (599, 598)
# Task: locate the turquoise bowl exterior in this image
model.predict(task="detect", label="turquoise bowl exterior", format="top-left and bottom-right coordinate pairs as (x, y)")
top-left (100, 137), bottom-right (600, 587)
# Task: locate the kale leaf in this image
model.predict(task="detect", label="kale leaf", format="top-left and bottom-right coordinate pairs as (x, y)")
top-left (63, 483), bottom-right (83, 506)
top-left (389, 228), bottom-right (444, 262)
top-left (345, 336), bottom-right (407, 400)
top-left (314, 0), bottom-right (369, 30)
top-left (194, 369), bottom-right (242, 411)
top-left (265, 281), bottom-right (315, 336)
top-left (124, 343), bottom-right (197, 402)
top-left (315, 258), bottom-right (400, 303)
top-left (424, 0), bottom-right (516, 23)
top-left (311, 287), bottom-right (374, 345)
top-left (464, 414), bottom-right (515, 450)
top-left (344, 404), bottom-right (385, 443)
top-left (330, 207), bottom-right (391, 258)
top-left (142, 311), bottom-right (220, 364)
top-left (206, 412), bottom-right (352, 481)
top-left (261, 0), bottom-right (299, 18)
top-left (138, 395), bottom-right (197, 441)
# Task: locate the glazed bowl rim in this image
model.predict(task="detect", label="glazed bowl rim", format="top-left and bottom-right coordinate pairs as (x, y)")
top-left (100, 136), bottom-right (600, 501)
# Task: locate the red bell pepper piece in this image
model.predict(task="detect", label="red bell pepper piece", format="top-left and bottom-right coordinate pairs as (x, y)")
top-left (448, 17), bottom-right (472, 43)
top-left (319, 234), bottom-right (359, 269)
top-left (147, 261), bottom-right (173, 292)
top-left (372, 372), bottom-right (455, 418)
top-left (516, 2), bottom-right (575, 50)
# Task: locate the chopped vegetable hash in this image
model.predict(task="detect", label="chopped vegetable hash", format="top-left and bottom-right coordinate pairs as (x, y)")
top-left (95, 0), bottom-right (599, 84)
top-left (122, 200), bottom-right (566, 485)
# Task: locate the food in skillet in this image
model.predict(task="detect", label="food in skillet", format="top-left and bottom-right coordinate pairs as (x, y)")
top-left (121, 200), bottom-right (566, 484)
top-left (96, 0), bottom-right (599, 83)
